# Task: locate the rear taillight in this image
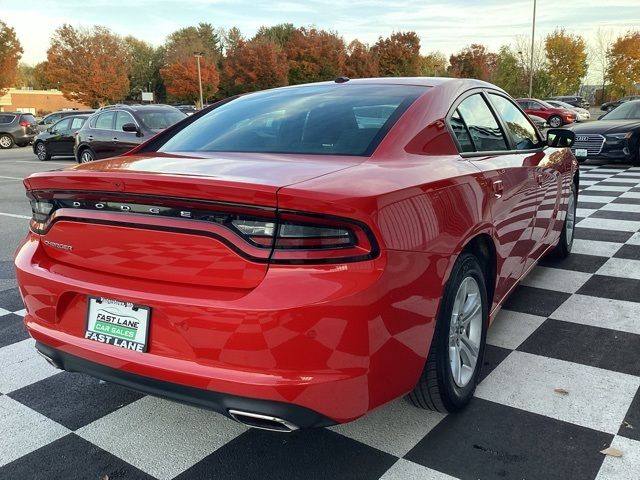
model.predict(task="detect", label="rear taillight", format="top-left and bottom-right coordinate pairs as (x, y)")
top-left (26, 191), bottom-right (378, 264)
top-left (19, 121), bottom-right (30, 127)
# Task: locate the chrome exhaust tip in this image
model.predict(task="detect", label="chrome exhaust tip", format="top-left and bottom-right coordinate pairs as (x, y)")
top-left (228, 409), bottom-right (299, 433)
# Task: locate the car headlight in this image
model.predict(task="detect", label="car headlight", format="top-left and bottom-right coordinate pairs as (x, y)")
top-left (606, 132), bottom-right (632, 141)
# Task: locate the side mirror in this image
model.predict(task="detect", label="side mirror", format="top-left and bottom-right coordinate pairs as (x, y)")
top-left (546, 128), bottom-right (575, 148)
top-left (122, 123), bottom-right (139, 133)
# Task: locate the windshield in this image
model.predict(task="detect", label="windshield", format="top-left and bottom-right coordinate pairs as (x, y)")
top-left (157, 84), bottom-right (426, 156)
top-left (603, 101), bottom-right (640, 120)
top-left (137, 109), bottom-right (187, 130)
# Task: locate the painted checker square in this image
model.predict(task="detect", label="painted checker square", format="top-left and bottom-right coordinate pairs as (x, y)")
top-left (0, 164), bottom-right (639, 479)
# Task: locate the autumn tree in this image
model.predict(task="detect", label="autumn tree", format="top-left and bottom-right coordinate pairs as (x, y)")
top-left (161, 58), bottom-right (219, 104)
top-left (32, 61), bottom-right (55, 90)
top-left (0, 20), bottom-right (23, 93)
top-left (285, 27), bottom-right (346, 84)
top-left (124, 36), bottom-right (163, 100)
top-left (344, 40), bottom-right (378, 78)
top-left (545, 29), bottom-right (588, 95)
top-left (222, 38), bottom-right (288, 94)
top-left (372, 31), bottom-right (421, 77)
top-left (420, 51), bottom-right (447, 76)
top-left (493, 46), bottom-right (526, 96)
top-left (255, 24), bottom-right (296, 49)
top-left (447, 44), bottom-right (497, 81)
top-left (164, 23), bottom-right (222, 64)
top-left (607, 31), bottom-right (640, 97)
top-left (46, 25), bottom-right (129, 107)
top-left (223, 27), bottom-right (244, 53)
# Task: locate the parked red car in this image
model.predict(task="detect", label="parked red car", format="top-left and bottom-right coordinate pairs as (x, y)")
top-left (15, 78), bottom-right (578, 431)
top-left (516, 98), bottom-right (576, 127)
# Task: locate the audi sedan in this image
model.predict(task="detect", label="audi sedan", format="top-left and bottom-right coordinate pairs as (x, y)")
top-left (569, 99), bottom-right (640, 165)
top-left (15, 78), bottom-right (578, 431)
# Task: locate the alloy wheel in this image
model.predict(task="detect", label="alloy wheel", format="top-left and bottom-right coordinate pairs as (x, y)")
top-left (80, 150), bottom-right (94, 163)
top-left (448, 276), bottom-right (483, 388)
top-left (36, 143), bottom-right (47, 160)
top-left (0, 135), bottom-right (12, 148)
top-left (549, 116), bottom-right (562, 128)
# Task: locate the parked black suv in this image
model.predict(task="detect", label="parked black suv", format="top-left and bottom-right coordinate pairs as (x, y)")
top-left (33, 114), bottom-right (90, 161)
top-left (0, 112), bottom-right (38, 148)
top-left (37, 109), bottom-right (95, 132)
top-left (74, 104), bottom-right (187, 162)
top-left (548, 95), bottom-right (590, 109)
top-left (601, 95), bottom-right (640, 112)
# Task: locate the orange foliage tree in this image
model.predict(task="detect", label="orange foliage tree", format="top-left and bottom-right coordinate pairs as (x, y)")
top-left (372, 32), bottom-right (421, 77)
top-left (285, 27), bottom-right (346, 84)
top-left (223, 38), bottom-right (288, 94)
top-left (0, 20), bottom-right (23, 94)
top-left (160, 58), bottom-right (220, 104)
top-left (345, 40), bottom-right (378, 78)
top-left (448, 44), bottom-right (497, 81)
top-left (46, 25), bottom-right (129, 107)
top-left (607, 32), bottom-right (640, 97)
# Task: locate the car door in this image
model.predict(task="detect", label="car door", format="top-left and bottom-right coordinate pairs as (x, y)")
top-left (61, 117), bottom-right (86, 156)
top-left (92, 111), bottom-right (116, 159)
top-left (46, 118), bottom-right (71, 155)
top-left (113, 110), bottom-right (140, 156)
top-left (486, 92), bottom-right (562, 271)
top-left (449, 92), bottom-right (540, 308)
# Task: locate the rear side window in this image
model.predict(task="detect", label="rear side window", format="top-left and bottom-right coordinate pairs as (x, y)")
top-left (450, 110), bottom-right (474, 153)
top-left (453, 94), bottom-right (508, 152)
top-left (488, 93), bottom-right (540, 150)
top-left (0, 114), bottom-right (16, 124)
top-left (70, 117), bottom-right (86, 130)
top-left (95, 112), bottom-right (115, 130)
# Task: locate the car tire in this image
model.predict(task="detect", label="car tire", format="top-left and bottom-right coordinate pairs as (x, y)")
top-left (35, 142), bottom-right (50, 161)
top-left (552, 181), bottom-right (577, 258)
top-left (0, 134), bottom-right (14, 149)
top-left (408, 252), bottom-right (488, 413)
top-left (548, 115), bottom-right (563, 128)
top-left (78, 148), bottom-right (95, 163)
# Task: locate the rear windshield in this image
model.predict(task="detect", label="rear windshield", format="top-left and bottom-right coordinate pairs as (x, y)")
top-left (136, 109), bottom-right (186, 130)
top-left (157, 84), bottom-right (427, 156)
top-left (20, 114), bottom-right (36, 123)
top-left (0, 114), bottom-right (16, 124)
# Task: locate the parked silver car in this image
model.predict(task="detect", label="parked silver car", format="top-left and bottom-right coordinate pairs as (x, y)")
top-left (0, 112), bottom-right (38, 148)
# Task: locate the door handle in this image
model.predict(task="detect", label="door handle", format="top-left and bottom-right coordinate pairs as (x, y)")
top-left (492, 180), bottom-right (503, 198)
top-left (87, 135), bottom-right (93, 140)
top-left (112, 138), bottom-right (119, 142)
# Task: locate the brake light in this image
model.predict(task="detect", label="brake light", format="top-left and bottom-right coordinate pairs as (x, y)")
top-left (26, 191), bottom-right (378, 264)
top-left (19, 121), bottom-right (30, 127)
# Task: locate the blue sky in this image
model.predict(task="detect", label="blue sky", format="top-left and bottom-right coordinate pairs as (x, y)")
top-left (3, 0), bottom-right (639, 79)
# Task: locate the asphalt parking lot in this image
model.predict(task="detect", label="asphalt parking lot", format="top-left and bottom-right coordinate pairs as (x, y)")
top-left (0, 146), bottom-right (639, 480)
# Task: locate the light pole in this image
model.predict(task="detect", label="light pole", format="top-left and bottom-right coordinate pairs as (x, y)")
top-left (528, 0), bottom-right (537, 98)
top-left (193, 52), bottom-right (204, 109)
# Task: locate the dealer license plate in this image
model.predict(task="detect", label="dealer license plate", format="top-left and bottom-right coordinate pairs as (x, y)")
top-left (575, 148), bottom-right (588, 158)
top-left (85, 297), bottom-right (150, 352)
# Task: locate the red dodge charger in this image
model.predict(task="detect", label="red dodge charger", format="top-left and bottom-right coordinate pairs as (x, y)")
top-left (15, 78), bottom-right (578, 432)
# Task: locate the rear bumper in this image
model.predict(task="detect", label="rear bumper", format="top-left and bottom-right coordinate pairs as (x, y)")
top-left (16, 234), bottom-right (443, 424)
top-left (35, 341), bottom-right (334, 429)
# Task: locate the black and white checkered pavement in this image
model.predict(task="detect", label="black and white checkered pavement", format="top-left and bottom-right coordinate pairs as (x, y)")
top-left (0, 164), bottom-right (639, 480)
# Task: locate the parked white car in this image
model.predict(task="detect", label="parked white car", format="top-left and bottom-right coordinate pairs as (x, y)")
top-left (546, 100), bottom-right (590, 122)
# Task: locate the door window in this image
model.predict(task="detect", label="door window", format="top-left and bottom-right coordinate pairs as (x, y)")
top-left (453, 94), bottom-right (508, 152)
top-left (95, 111), bottom-right (115, 130)
top-left (52, 118), bottom-right (71, 132)
top-left (45, 113), bottom-right (61, 125)
top-left (488, 93), bottom-right (541, 150)
top-left (115, 111), bottom-right (136, 131)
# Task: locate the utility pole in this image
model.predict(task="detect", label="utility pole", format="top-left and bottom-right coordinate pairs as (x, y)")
top-left (529, 0), bottom-right (537, 98)
top-left (194, 52), bottom-right (204, 109)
